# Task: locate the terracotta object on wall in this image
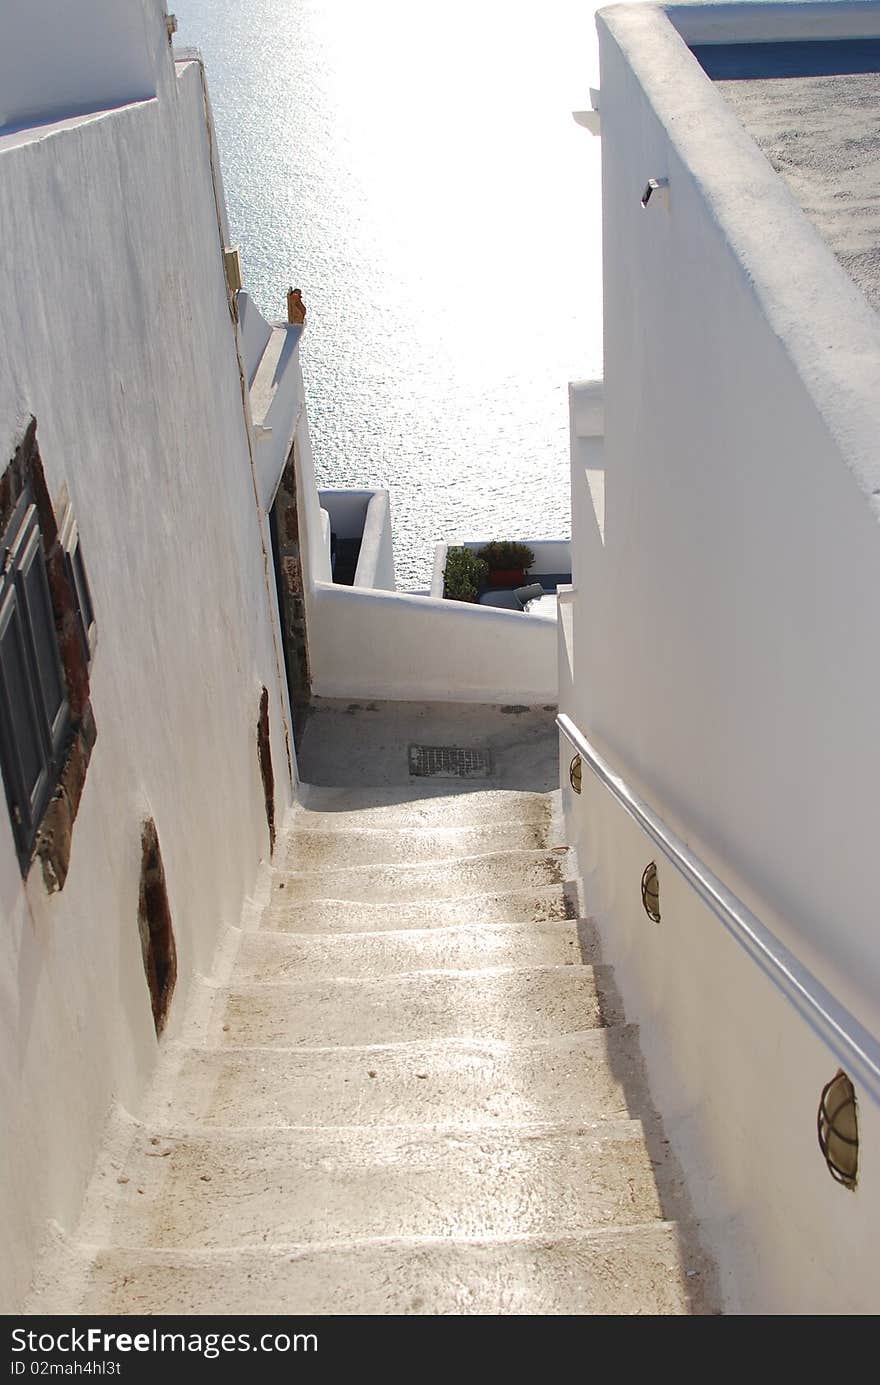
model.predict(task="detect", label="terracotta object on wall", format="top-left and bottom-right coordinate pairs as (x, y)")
top-left (287, 287), bottom-right (306, 324)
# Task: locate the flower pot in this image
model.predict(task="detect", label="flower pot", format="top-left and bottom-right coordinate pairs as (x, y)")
top-left (488, 568), bottom-right (526, 589)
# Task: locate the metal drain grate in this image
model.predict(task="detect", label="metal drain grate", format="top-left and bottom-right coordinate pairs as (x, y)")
top-left (408, 744), bottom-right (493, 779)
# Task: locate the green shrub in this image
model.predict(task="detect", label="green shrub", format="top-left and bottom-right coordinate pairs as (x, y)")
top-left (443, 546), bottom-right (488, 602)
top-left (475, 540), bottom-right (535, 572)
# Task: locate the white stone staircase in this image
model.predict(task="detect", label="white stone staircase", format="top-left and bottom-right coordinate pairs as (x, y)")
top-left (30, 784), bottom-right (715, 1314)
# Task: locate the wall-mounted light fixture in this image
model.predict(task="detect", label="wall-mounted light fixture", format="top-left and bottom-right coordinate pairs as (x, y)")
top-left (224, 247), bottom-right (243, 294)
top-left (641, 861), bottom-right (660, 922)
top-left (569, 754), bottom-right (582, 794)
top-left (818, 1070), bottom-right (858, 1190)
top-left (641, 177), bottom-right (669, 209)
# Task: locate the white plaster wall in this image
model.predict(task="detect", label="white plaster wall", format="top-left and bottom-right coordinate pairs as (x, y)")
top-left (295, 416), bottom-right (332, 587)
top-left (0, 53), bottom-right (292, 1310)
top-left (0, 0), bottom-right (170, 131)
top-left (251, 324), bottom-right (306, 510)
top-left (301, 465), bottom-right (556, 700)
top-left (314, 489), bottom-right (395, 589)
top-left (591, 0), bottom-right (880, 1040)
top-left (238, 291), bottom-right (272, 388)
top-left (308, 582), bottom-right (558, 705)
top-left (318, 489), bottom-right (372, 541)
top-left (563, 744), bottom-right (880, 1314)
top-left (354, 491), bottom-right (396, 591)
top-left (558, 0), bottom-right (880, 1311)
top-left (669, 0), bottom-right (880, 45)
top-left (320, 508), bottom-right (332, 570)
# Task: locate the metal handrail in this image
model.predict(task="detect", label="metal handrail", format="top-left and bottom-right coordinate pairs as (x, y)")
top-left (557, 712), bottom-right (880, 1103)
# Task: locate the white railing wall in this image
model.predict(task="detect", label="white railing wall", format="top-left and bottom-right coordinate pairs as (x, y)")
top-left (308, 581), bottom-right (557, 704)
top-left (560, 712), bottom-right (880, 1314)
top-left (316, 487), bottom-right (395, 592)
top-left (1, 0), bottom-right (167, 131)
top-left (354, 490), bottom-right (395, 591)
top-left (318, 488), bottom-right (372, 541)
top-left (238, 291), bottom-right (273, 388)
top-left (299, 447), bottom-right (558, 700)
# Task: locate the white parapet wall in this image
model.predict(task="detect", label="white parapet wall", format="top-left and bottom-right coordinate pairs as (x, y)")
top-left (308, 580), bottom-right (558, 704)
top-left (238, 291), bottom-right (273, 388)
top-left (559, 0), bottom-right (880, 1312)
top-left (0, 0), bottom-right (168, 131)
top-left (355, 490), bottom-right (396, 591)
top-left (561, 727), bottom-right (880, 1316)
top-left (319, 488), bottom-right (373, 542)
top-left (297, 460), bottom-right (558, 702)
top-left (318, 488), bottom-right (396, 591)
top-left (248, 306), bottom-right (305, 512)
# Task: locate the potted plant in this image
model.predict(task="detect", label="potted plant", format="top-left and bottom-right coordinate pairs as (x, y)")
top-left (476, 540), bottom-right (536, 589)
top-left (443, 546), bottom-right (488, 602)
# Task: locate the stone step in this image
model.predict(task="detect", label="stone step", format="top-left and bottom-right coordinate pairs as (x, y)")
top-left (82, 1122), bottom-right (680, 1249)
top-left (260, 882), bottom-right (579, 934)
top-left (157, 1027), bottom-right (648, 1129)
top-left (192, 966), bottom-right (622, 1047)
top-left (234, 919), bottom-right (598, 981)
top-left (281, 821), bottom-right (558, 869)
top-left (48, 1224), bottom-right (715, 1314)
top-left (271, 849), bottom-right (569, 903)
top-left (296, 784), bottom-right (555, 829)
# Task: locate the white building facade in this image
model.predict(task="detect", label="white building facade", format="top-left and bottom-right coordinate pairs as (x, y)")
top-left (0, 0), bottom-right (295, 1311)
top-left (561, 0), bottom-right (880, 1313)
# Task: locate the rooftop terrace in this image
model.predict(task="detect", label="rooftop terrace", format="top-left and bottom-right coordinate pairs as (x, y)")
top-left (695, 37), bottom-right (880, 311)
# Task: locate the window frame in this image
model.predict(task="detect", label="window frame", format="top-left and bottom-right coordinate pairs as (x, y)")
top-left (0, 488), bottom-right (71, 869)
top-left (59, 505), bottom-right (97, 665)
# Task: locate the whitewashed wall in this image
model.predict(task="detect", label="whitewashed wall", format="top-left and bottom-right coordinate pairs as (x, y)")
top-left (0, 0), bottom-right (169, 130)
top-left (298, 449), bottom-right (557, 701)
top-left (561, 0), bottom-right (880, 1312)
top-left (315, 487), bottom-right (394, 590)
top-left (250, 318), bottom-right (306, 510)
top-left (0, 34), bottom-right (292, 1309)
top-left (318, 489), bottom-right (372, 542)
top-left (355, 492), bottom-right (396, 591)
top-left (563, 741), bottom-right (880, 1314)
top-left (308, 582), bottom-right (558, 704)
top-left (238, 291), bottom-right (273, 386)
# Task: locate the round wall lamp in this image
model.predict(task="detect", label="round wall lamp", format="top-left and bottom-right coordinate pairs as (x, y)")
top-left (569, 754), bottom-right (582, 794)
top-left (641, 861), bottom-right (660, 922)
top-left (818, 1070), bottom-right (858, 1190)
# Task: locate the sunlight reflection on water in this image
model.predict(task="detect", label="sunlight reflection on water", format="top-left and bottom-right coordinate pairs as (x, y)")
top-left (175, 0), bottom-right (603, 587)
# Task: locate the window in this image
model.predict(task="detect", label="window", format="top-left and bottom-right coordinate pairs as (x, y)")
top-left (0, 420), bottom-right (99, 890)
top-left (0, 488), bottom-right (70, 867)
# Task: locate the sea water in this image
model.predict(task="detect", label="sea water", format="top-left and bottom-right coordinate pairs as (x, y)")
top-left (174, 0), bottom-right (603, 588)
